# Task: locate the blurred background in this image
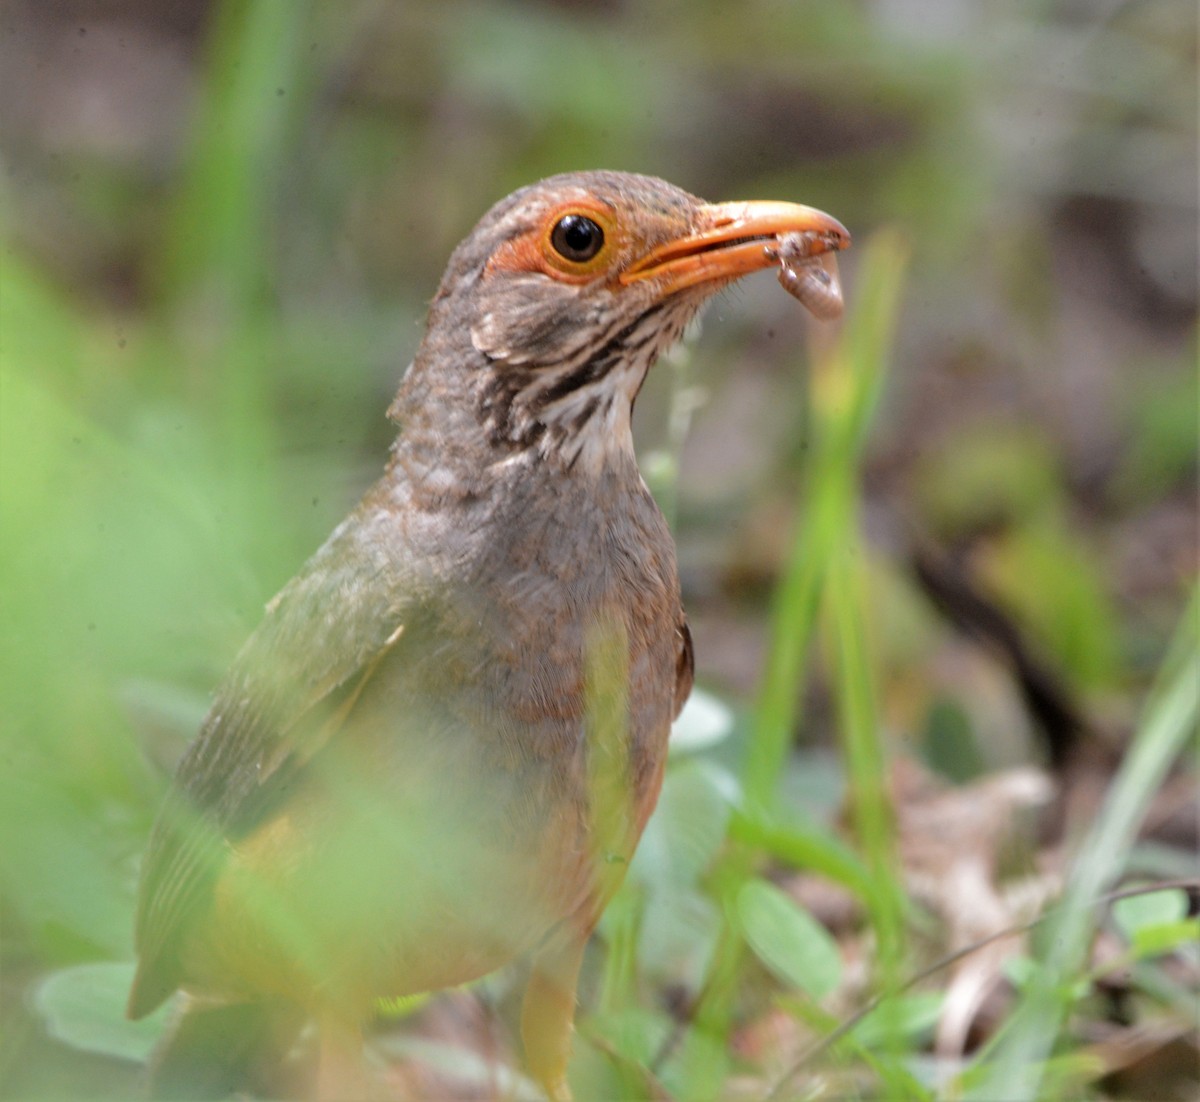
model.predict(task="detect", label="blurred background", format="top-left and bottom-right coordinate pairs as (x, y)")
top-left (1, 1), bottom-right (1195, 1098)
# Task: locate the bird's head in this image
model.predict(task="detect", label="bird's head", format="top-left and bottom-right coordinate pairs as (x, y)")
top-left (402, 171), bottom-right (849, 475)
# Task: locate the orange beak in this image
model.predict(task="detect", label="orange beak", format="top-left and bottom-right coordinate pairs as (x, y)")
top-left (620, 200), bottom-right (850, 296)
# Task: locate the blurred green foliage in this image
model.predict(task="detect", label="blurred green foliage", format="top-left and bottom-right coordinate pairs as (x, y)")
top-left (1, 0), bottom-right (1195, 1098)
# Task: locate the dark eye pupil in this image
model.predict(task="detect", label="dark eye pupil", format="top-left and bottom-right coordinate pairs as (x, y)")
top-left (551, 215), bottom-right (604, 262)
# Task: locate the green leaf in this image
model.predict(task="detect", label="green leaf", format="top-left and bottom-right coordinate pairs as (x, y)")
top-left (1108, 888), bottom-right (1195, 955)
top-left (636, 885), bottom-right (721, 989)
top-left (915, 425), bottom-right (1064, 534)
top-left (1110, 889), bottom-right (1197, 961)
top-left (34, 962), bottom-right (174, 1064)
top-left (985, 521), bottom-right (1121, 688)
top-left (588, 1006), bottom-right (674, 1069)
top-left (849, 992), bottom-right (943, 1049)
top-left (0, 776), bottom-right (135, 960)
top-left (736, 878), bottom-right (842, 998)
top-left (669, 687), bottom-right (735, 753)
top-left (663, 1025), bottom-right (730, 1102)
top-left (1112, 888), bottom-right (1187, 942)
top-left (730, 809), bottom-right (873, 900)
top-left (631, 760), bottom-right (734, 888)
top-left (1131, 919), bottom-right (1200, 959)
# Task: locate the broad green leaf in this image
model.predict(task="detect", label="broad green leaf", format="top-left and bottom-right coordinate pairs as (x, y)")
top-left (34, 962), bottom-right (173, 1064)
top-left (0, 776), bottom-right (134, 960)
top-left (637, 885), bottom-right (721, 989)
top-left (849, 991), bottom-right (944, 1049)
top-left (631, 760), bottom-right (734, 888)
top-left (663, 1025), bottom-right (730, 1102)
top-left (1111, 888), bottom-right (1187, 942)
top-left (736, 878), bottom-right (842, 998)
top-left (587, 1006), bottom-right (674, 1069)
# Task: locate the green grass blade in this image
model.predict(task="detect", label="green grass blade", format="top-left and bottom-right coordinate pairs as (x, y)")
top-left (162, 0), bottom-right (315, 310)
top-left (159, 0), bottom-right (317, 478)
top-left (826, 546), bottom-right (907, 954)
top-left (826, 530), bottom-right (920, 1095)
top-left (742, 231), bottom-right (910, 814)
top-left (671, 232), bottom-right (910, 1093)
top-left (966, 586), bottom-right (1199, 1100)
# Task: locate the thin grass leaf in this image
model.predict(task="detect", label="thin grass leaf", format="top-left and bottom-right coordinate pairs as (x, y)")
top-left (162, 0), bottom-right (315, 310)
top-left (160, 0), bottom-right (317, 480)
top-left (728, 809), bottom-right (873, 899)
top-left (742, 231), bottom-right (910, 814)
top-left (966, 587), bottom-right (1199, 1100)
top-left (826, 541), bottom-right (910, 981)
top-left (669, 232), bottom-right (910, 1096)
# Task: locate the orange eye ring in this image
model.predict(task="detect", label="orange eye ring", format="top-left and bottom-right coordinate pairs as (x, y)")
top-left (538, 203), bottom-right (617, 277)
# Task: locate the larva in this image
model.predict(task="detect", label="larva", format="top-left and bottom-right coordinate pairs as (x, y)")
top-left (772, 232), bottom-right (845, 321)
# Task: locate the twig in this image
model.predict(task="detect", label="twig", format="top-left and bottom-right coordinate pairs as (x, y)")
top-left (763, 877), bottom-right (1199, 1100)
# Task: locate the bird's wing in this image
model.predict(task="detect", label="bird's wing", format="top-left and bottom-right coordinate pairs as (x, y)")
top-left (129, 508), bottom-right (412, 1017)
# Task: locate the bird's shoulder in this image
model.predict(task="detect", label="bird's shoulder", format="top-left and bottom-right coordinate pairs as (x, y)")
top-left (181, 503), bottom-right (418, 813)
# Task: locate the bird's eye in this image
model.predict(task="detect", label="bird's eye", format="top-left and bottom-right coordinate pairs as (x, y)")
top-left (550, 214), bottom-right (605, 263)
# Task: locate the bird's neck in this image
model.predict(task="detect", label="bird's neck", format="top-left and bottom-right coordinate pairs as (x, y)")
top-left (387, 356), bottom-right (647, 492)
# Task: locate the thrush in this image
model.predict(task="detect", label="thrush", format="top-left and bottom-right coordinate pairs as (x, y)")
top-left (128, 170), bottom-right (849, 1100)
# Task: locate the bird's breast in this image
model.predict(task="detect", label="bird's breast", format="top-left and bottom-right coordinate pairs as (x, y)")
top-left (377, 467), bottom-right (680, 861)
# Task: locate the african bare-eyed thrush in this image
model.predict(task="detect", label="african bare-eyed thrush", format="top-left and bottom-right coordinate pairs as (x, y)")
top-left (128, 170), bottom-right (849, 1100)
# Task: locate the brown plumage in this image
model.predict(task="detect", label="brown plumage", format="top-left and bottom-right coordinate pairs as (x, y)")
top-left (128, 170), bottom-right (848, 1100)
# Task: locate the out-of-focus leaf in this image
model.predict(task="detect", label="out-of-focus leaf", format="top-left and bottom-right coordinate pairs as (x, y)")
top-left (1130, 919), bottom-right (1200, 959)
top-left (984, 522), bottom-right (1121, 688)
top-left (445, 6), bottom-right (669, 139)
top-left (1116, 364), bottom-right (1200, 498)
top-left (778, 747), bottom-right (847, 823)
top-left (637, 885), bottom-right (721, 990)
top-left (736, 878), bottom-right (842, 998)
top-left (0, 776), bottom-right (133, 959)
top-left (662, 1025), bottom-right (729, 1102)
top-left (970, 593), bottom-right (1198, 1100)
top-left (631, 760), bottom-right (734, 889)
top-left (743, 230), bottom-right (909, 815)
top-left (916, 425), bottom-right (1065, 535)
top-left (587, 1006), bottom-right (674, 1071)
top-left (1113, 888), bottom-right (1197, 959)
top-left (849, 992), bottom-right (943, 1049)
top-left (1002, 955), bottom-right (1087, 1002)
top-left (731, 808), bottom-right (873, 900)
top-left (922, 696), bottom-right (985, 781)
top-left (34, 962), bottom-right (173, 1063)
top-left (669, 687), bottom-right (735, 753)
top-left (1112, 887), bottom-right (1187, 940)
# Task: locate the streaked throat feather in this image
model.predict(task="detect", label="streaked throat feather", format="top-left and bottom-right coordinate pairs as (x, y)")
top-left (477, 298), bottom-right (697, 475)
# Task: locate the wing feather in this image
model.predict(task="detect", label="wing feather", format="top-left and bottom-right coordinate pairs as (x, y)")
top-left (129, 508), bottom-right (411, 1017)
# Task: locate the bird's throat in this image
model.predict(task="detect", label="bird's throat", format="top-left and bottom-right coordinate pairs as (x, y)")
top-left (476, 296), bottom-right (697, 477)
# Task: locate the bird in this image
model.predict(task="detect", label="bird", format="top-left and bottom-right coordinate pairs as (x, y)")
top-left (127, 170), bottom-right (849, 1100)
